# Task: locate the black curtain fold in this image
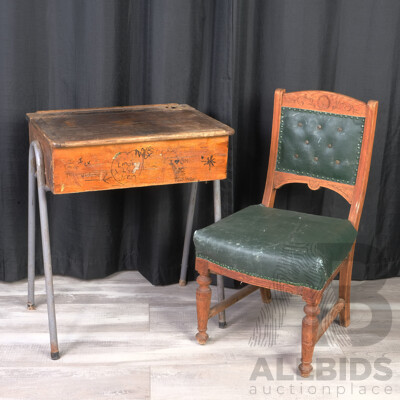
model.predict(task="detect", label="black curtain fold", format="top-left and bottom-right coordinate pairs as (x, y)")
top-left (0, 0), bottom-right (399, 284)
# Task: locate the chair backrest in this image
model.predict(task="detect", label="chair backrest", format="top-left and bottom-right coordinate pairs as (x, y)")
top-left (262, 89), bottom-right (378, 230)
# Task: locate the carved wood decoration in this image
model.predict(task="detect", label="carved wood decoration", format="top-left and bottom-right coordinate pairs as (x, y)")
top-left (282, 91), bottom-right (367, 117)
top-left (50, 137), bottom-right (228, 194)
top-left (273, 171), bottom-right (355, 204)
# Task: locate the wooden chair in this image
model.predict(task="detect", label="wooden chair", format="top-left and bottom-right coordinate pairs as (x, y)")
top-left (193, 89), bottom-right (378, 377)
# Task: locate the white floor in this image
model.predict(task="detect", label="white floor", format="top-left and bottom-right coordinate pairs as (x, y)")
top-left (0, 271), bottom-right (398, 399)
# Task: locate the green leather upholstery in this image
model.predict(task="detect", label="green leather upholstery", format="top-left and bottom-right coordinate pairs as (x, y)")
top-left (276, 107), bottom-right (365, 185)
top-left (194, 205), bottom-right (357, 290)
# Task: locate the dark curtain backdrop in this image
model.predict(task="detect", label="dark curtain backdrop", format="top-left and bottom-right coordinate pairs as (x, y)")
top-left (0, 0), bottom-right (399, 284)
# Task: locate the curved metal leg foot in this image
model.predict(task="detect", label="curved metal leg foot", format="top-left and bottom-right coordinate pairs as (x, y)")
top-left (30, 141), bottom-right (60, 360)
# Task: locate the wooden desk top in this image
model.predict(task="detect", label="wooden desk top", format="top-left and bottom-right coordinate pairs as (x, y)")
top-left (27, 103), bottom-right (234, 148)
top-left (28, 104), bottom-right (233, 194)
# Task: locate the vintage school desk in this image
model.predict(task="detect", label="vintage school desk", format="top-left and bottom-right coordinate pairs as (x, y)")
top-left (26, 104), bottom-right (234, 359)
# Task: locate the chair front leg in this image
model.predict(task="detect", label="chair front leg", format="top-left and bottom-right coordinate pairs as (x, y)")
top-left (195, 259), bottom-right (212, 345)
top-left (298, 300), bottom-right (320, 377)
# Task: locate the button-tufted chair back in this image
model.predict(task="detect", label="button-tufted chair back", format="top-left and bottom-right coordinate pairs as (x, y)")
top-left (262, 89), bottom-right (378, 230)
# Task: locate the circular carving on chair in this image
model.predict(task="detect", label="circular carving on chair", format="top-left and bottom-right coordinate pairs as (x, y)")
top-left (308, 180), bottom-right (320, 191)
top-left (317, 95), bottom-right (330, 110)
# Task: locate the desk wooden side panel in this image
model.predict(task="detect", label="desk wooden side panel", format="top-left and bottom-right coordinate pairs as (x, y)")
top-left (51, 136), bottom-right (229, 194)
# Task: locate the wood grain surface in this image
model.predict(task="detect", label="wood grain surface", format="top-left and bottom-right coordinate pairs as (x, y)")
top-left (51, 136), bottom-right (228, 194)
top-left (27, 104), bottom-right (234, 148)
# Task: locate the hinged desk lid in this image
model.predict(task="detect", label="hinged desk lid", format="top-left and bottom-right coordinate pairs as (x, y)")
top-left (27, 103), bottom-right (234, 148)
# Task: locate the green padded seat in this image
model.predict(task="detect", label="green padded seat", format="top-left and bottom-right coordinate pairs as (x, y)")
top-left (194, 205), bottom-right (357, 291)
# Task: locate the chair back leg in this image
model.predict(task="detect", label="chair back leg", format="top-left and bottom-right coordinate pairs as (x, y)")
top-left (339, 246), bottom-right (355, 327)
top-left (260, 288), bottom-right (271, 303)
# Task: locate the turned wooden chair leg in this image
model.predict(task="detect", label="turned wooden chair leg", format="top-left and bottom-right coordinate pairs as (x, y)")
top-left (339, 248), bottom-right (354, 327)
top-left (260, 288), bottom-right (271, 303)
top-left (298, 300), bottom-right (320, 377)
top-left (195, 266), bottom-right (212, 345)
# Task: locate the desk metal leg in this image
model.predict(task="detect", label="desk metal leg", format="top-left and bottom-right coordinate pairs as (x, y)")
top-left (213, 180), bottom-right (227, 328)
top-left (28, 141), bottom-right (60, 360)
top-left (179, 182), bottom-right (198, 286)
top-left (27, 145), bottom-right (36, 311)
